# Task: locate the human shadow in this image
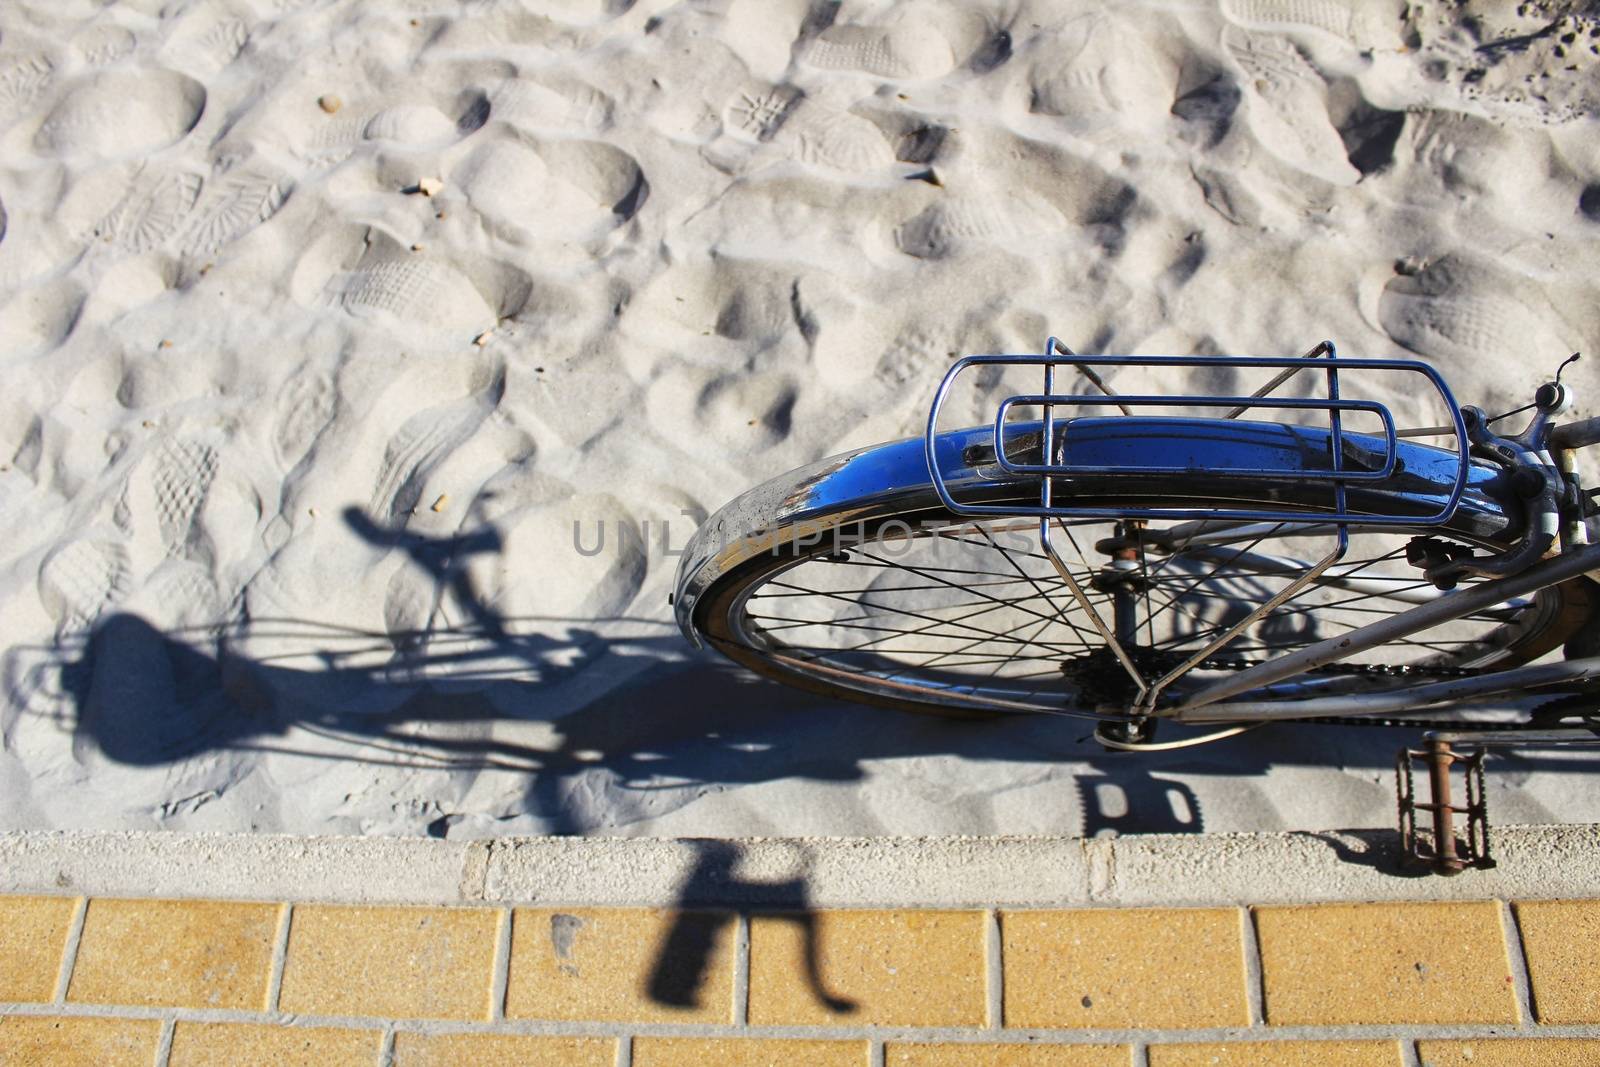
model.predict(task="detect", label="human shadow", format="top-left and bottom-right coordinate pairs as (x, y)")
top-left (650, 840), bottom-right (853, 1013)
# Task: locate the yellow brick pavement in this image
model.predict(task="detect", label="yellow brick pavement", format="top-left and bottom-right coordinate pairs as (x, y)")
top-left (2, 894), bottom-right (1598, 1066)
top-left (506, 908), bottom-right (736, 1024)
top-left (748, 910), bottom-right (986, 1027)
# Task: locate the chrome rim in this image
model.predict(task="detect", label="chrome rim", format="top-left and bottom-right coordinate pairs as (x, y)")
top-left (719, 517), bottom-right (1550, 716)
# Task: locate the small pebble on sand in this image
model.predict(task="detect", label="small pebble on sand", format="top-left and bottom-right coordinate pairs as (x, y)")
top-left (318, 94), bottom-right (341, 113)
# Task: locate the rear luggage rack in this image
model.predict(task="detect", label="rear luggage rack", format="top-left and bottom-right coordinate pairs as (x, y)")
top-left (925, 337), bottom-right (1471, 526)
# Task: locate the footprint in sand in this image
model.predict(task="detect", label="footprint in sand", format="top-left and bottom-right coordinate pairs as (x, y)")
top-left (622, 257), bottom-right (798, 354)
top-left (874, 323), bottom-right (965, 389)
top-left (300, 92), bottom-right (490, 166)
top-left (96, 168), bottom-right (204, 254)
top-left (312, 105), bottom-right (459, 164)
top-left (463, 489), bottom-right (646, 623)
top-left (803, 19), bottom-right (960, 80)
top-left (1375, 254), bottom-right (1572, 367)
top-left (119, 435), bottom-right (221, 561)
top-left (806, 1), bottom-right (994, 78)
top-left (1401, 110), bottom-right (1554, 207)
top-left (178, 159), bottom-right (289, 258)
top-left (341, 258), bottom-right (500, 334)
top-left (793, 272), bottom-right (879, 386)
top-left (1026, 18), bottom-right (1176, 129)
top-left (647, 364), bottom-right (797, 455)
top-left (292, 225), bottom-right (531, 341)
top-left (894, 189), bottom-right (1065, 259)
top-left (369, 389), bottom-right (502, 521)
top-left (73, 23), bottom-right (138, 67)
top-left (132, 559), bottom-right (226, 631)
top-left (34, 68), bottom-right (206, 162)
top-left (780, 101), bottom-right (896, 173)
top-left (0, 51), bottom-right (55, 122)
top-left (123, 433), bottom-right (265, 573)
top-left (489, 75), bottom-right (613, 133)
top-left (37, 537), bottom-right (131, 634)
top-left (162, 10), bottom-right (249, 75)
top-left (520, 0), bottom-right (633, 26)
top-left (347, 352), bottom-right (511, 519)
top-left (796, 0), bottom-right (992, 82)
top-left (0, 278), bottom-right (85, 363)
top-left (1223, 28), bottom-right (1360, 185)
top-left (1220, 0), bottom-right (1403, 51)
top-left (274, 368), bottom-right (339, 471)
top-left (455, 134), bottom-right (647, 244)
top-left (725, 83), bottom-right (802, 143)
top-left (363, 103), bottom-right (461, 144)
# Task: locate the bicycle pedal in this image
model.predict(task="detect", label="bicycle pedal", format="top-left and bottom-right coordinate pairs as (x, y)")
top-left (1395, 739), bottom-right (1494, 875)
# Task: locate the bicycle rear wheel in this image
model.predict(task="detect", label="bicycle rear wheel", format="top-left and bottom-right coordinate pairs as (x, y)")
top-left (676, 420), bottom-right (1594, 719)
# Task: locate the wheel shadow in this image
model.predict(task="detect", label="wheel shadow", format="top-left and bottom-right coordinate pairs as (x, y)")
top-left (11, 510), bottom-right (1589, 1014)
top-left (42, 600), bottom-right (1581, 835)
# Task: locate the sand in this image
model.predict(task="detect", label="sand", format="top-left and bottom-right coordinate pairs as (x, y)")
top-left (1, 0), bottom-right (1597, 839)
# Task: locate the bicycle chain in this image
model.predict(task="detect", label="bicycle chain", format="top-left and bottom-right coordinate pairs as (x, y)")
top-left (1176, 656), bottom-right (1549, 732)
top-left (1190, 657), bottom-right (1486, 679)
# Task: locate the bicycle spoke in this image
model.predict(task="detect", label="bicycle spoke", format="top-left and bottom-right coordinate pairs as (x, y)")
top-left (730, 511), bottom-right (1554, 714)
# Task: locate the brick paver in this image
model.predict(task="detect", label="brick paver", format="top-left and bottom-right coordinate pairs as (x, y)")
top-left (1, 892), bottom-right (1596, 1062)
top-left (1254, 901), bottom-right (1517, 1025)
top-left (886, 1043), bottom-right (1128, 1065)
top-left (1002, 908), bottom-right (1248, 1029)
top-left (390, 1032), bottom-right (616, 1066)
top-left (632, 1037), bottom-right (869, 1066)
top-left (278, 904), bottom-right (500, 1020)
top-left (1514, 899), bottom-right (1600, 1024)
top-left (66, 898), bottom-right (281, 1010)
top-left (1148, 1040), bottom-right (1404, 1065)
top-left (748, 909), bottom-right (986, 1027)
top-left (167, 1021), bottom-right (381, 1067)
top-left (0, 1015), bottom-right (161, 1067)
top-left (0, 896), bottom-right (77, 1003)
top-left (1416, 1038), bottom-right (1600, 1065)
top-left (506, 908), bottom-right (735, 1023)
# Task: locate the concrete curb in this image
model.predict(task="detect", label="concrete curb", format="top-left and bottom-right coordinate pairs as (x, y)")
top-left (3, 825), bottom-right (1597, 907)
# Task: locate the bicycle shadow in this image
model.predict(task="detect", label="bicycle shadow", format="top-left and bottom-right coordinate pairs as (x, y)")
top-left (18, 508), bottom-right (1586, 1014)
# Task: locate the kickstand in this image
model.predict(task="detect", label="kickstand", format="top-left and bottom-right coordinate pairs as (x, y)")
top-left (1396, 736), bottom-right (1494, 875)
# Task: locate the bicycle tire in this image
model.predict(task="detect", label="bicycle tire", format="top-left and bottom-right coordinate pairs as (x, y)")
top-left (675, 418), bottom-right (1595, 719)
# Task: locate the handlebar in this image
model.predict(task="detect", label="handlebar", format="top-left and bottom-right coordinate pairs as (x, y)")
top-left (1551, 415), bottom-right (1600, 450)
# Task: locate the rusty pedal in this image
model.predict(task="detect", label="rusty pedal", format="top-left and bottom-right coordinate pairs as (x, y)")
top-left (1396, 737), bottom-right (1494, 875)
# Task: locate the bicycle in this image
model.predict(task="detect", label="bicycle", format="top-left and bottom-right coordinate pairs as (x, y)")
top-left (671, 337), bottom-right (1600, 867)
